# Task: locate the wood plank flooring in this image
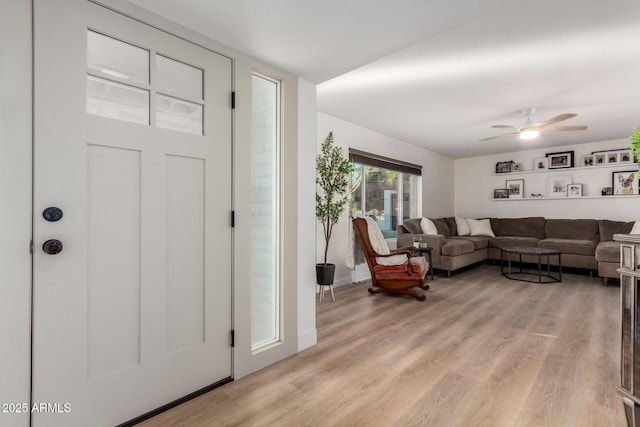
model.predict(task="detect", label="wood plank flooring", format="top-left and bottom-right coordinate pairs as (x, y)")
top-left (139, 265), bottom-right (625, 426)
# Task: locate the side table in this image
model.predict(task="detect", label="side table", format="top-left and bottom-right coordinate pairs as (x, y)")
top-left (416, 246), bottom-right (434, 280)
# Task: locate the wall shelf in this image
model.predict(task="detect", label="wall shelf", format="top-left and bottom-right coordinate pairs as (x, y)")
top-left (494, 195), bottom-right (640, 201)
top-left (493, 162), bottom-right (638, 176)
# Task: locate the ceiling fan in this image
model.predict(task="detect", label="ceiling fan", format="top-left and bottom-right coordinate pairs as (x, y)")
top-left (480, 108), bottom-right (588, 141)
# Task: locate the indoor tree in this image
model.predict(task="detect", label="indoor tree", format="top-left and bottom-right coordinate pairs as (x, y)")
top-left (316, 131), bottom-right (354, 283)
top-left (630, 126), bottom-right (640, 173)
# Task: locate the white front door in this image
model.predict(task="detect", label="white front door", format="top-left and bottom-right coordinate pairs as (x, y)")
top-left (32, 1), bottom-right (232, 425)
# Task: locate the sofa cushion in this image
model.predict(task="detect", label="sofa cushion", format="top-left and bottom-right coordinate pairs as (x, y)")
top-left (489, 218), bottom-right (499, 233)
top-left (545, 219), bottom-right (599, 241)
top-left (444, 217), bottom-right (457, 236)
top-left (538, 238), bottom-right (597, 256)
top-left (431, 218), bottom-right (451, 237)
top-left (488, 236), bottom-right (539, 249)
top-left (420, 217), bottom-right (438, 235)
top-left (374, 256), bottom-right (427, 273)
top-left (599, 220), bottom-right (634, 241)
top-left (410, 255), bottom-right (428, 270)
top-left (456, 217), bottom-right (470, 236)
top-left (595, 241), bottom-right (621, 263)
top-left (449, 236), bottom-right (489, 250)
top-left (468, 218), bottom-right (495, 237)
top-left (441, 239), bottom-right (475, 256)
top-left (402, 218), bottom-right (422, 234)
top-left (495, 217), bottom-right (546, 239)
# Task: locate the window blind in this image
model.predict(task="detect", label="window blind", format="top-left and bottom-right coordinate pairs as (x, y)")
top-left (348, 148), bottom-right (422, 176)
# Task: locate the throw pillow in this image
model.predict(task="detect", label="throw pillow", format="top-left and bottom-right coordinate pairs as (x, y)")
top-left (420, 217), bottom-right (438, 235)
top-left (631, 221), bottom-right (640, 234)
top-left (468, 218), bottom-right (496, 237)
top-left (455, 217), bottom-right (470, 236)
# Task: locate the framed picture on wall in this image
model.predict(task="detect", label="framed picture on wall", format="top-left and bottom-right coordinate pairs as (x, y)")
top-left (534, 157), bottom-right (548, 170)
top-left (506, 179), bottom-right (524, 199)
top-left (493, 188), bottom-right (509, 199)
top-left (567, 183), bottom-right (583, 197)
top-left (612, 170), bottom-right (639, 195)
top-left (546, 150), bottom-right (574, 169)
top-left (582, 155), bottom-right (594, 167)
top-left (548, 174), bottom-right (571, 197)
top-left (592, 148), bottom-right (638, 164)
top-left (620, 151), bottom-right (634, 163)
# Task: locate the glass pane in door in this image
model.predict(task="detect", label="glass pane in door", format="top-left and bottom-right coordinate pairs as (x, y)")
top-left (156, 94), bottom-right (203, 135)
top-left (156, 55), bottom-right (203, 101)
top-left (87, 31), bottom-right (149, 85)
top-left (87, 76), bottom-right (149, 125)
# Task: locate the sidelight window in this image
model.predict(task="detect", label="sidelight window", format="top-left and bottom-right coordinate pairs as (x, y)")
top-left (251, 72), bottom-right (281, 351)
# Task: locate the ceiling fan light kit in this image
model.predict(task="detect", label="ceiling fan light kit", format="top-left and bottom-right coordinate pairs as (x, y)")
top-left (481, 108), bottom-right (587, 142)
top-left (520, 129), bottom-right (540, 140)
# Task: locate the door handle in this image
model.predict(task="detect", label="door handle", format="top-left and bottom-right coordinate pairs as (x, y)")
top-left (43, 206), bottom-right (63, 222)
top-left (42, 239), bottom-right (63, 255)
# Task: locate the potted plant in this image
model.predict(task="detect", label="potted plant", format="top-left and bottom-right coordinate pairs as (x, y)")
top-left (316, 131), bottom-right (354, 286)
top-left (412, 236), bottom-right (422, 248)
top-left (630, 126), bottom-right (640, 173)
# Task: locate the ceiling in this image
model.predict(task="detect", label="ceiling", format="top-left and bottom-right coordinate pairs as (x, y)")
top-left (127, 0), bottom-right (640, 158)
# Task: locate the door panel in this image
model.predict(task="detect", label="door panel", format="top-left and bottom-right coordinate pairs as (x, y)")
top-left (87, 145), bottom-right (142, 379)
top-left (33, 1), bottom-right (232, 425)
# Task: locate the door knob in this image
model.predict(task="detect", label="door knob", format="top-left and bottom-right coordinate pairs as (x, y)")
top-left (42, 239), bottom-right (63, 255)
top-left (43, 207), bottom-right (63, 222)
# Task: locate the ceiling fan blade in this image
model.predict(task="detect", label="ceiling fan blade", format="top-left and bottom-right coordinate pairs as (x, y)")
top-left (533, 113), bottom-right (577, 128)
top-left (479, 132), bottom-right (520, 141)
top-left (491, 124), bottom-right (520, 131)
top-left (541, 125), bottom-right (588, 132)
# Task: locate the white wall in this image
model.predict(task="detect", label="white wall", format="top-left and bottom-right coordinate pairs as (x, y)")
top-left (0, 1), bottom-right (32, 426)
top-left (317, 112), bottom-right (455, 286)
top-left (297, 80), bottom-right (317, 351)
top-left (455, 138), bottom-right (639, 220)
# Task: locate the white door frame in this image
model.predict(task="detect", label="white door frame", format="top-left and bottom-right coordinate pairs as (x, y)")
top-left (0, 1), bottom-right (33, 427)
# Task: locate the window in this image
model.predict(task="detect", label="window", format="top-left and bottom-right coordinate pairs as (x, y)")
top-left (251, 73), bottom-right (280, 350)
top-left (86, 31), bottom-right (204, 135)
top-left (349, 149), bottom-right (421, 238)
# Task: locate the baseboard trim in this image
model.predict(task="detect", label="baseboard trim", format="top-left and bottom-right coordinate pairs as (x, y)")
top-left (116, 377), bottom-right (233, 426)
top-left (298, 328), bottom-right (317, 351)
top-left (348, 271), bottom-right (371, 285)
top-left (316, 271), bottom-right (371, 290)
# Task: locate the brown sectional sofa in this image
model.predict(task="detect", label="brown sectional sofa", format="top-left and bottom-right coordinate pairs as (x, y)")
top-left (397, 216), bottom-right (634, 284)
top-left (596, 220), bottom-right (635, 284)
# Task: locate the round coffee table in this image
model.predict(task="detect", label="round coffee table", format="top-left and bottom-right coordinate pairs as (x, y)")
top-left (500, 246), bottom-right (562, 283)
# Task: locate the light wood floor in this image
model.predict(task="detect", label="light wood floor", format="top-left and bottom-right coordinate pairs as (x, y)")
top-left (139, 265), bottom-right (625, 426)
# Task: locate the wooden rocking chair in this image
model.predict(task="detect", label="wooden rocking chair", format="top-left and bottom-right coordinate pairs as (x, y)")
top-left (352, 216), bottom-right (429, 301)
